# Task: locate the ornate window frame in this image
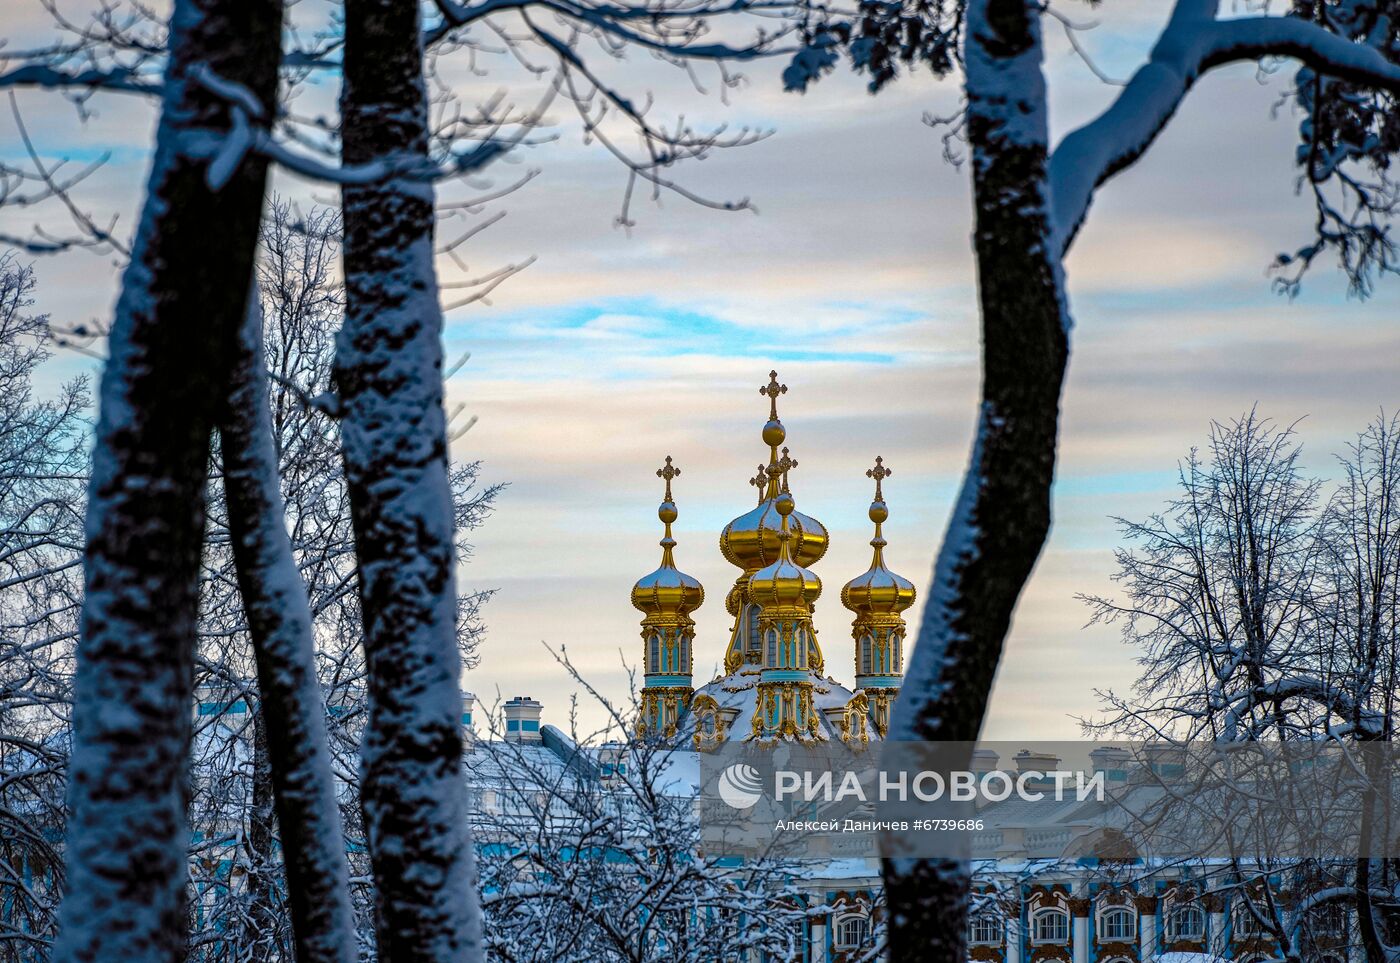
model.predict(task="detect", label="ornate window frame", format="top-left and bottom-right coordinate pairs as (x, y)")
top-left (969, 914), bottom-right (1004, 945)
top-left (833, 913), bottom-right (870, 951)
top-left (1165, 903), bottom-right (1206, 940)
top-left (1098, 905), bottom-right (1137, 942)
top-left (1031, 907), bottom-right (1070, 945)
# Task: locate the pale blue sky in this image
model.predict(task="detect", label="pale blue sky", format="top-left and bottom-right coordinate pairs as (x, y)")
top-left (4, 0), bottom-right (1399, 739)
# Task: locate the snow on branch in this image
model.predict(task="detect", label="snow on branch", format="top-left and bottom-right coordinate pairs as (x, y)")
top-left (1048, 0), bottom-right (1400, 258)
top-left (0, 63), bottom-right (158, 96)
top-left (428, 0), bottom-right (797, 58)
top-left (253, 132), bottom-right (510, 186)
top-left (188, 65), bottom-right (526, 189)
top-left (1240, 676), bottom-right (1388, 738)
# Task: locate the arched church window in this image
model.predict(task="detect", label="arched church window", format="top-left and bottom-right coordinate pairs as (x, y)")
top-left (679, 634), bottom-right (689, 671)
top-left (892, 633), bottom-right (903, 671)
top-left (649, 634), bottom-right (660, 673)
top-left (860, 635), bottom-right (873, 675)
top-left (766, 630), bottom-right (778, 667)
top-left (746, 604), bottom-right (761, 653)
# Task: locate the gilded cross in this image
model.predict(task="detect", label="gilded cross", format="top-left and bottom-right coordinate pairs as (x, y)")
top-left (656, 455), bottom-right (680, 501)
top-left (748, 464), bottom-right (769, 497)
top-left (866, 456), bottom-right (891, 501)
top-left (777, 447), bottom-right (798, 491)
top-left (759, 370), bottom-right (787, 421)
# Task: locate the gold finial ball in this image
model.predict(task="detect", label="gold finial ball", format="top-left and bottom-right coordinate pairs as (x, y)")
top-left (869, 500), bottom-right (888, 524)
top-left (762, 418), bottom-right (785, 448)
top-left (775, 492), bottom-right (795, 517)
top-left (658, 500), bottom-right (678, 524)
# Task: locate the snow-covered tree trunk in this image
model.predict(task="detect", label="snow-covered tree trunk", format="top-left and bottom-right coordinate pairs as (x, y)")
top-left (220, 292), bottom-right (358, 963)
top-left (335, 1), bottom-right (483, 960)
top-left (885, 0), bottom-right (1067, 956)
top-left (53, 1), bottom-right (282, 960)
top-left (246, 711), bottom-right (282, 962)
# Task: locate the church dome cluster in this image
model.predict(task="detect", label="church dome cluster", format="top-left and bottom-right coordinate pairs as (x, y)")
top-left (631, 371), bottom-right (916, 747)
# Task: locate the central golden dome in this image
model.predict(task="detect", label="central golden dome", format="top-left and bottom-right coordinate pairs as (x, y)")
top-left (747, 493), bottom-right (823, 609)
top-left (720, 497), bottom-right (829, 571)
top-left (719, 372), bottom-right (829, 572)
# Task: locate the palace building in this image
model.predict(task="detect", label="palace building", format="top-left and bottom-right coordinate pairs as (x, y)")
top-left (631, 370), bottom-right (916, 748)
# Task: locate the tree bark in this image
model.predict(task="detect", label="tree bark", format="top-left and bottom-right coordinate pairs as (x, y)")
top-left (221, 292), bottom-right (358, 963)
top-left (246, 710), bottom-right (282, 962)
top-left (336, 1), bottom-right (483, 959)
top-left (884, 0), bottom-right (1068, 957)
top-left (53, 1), bottom-right (281, 960)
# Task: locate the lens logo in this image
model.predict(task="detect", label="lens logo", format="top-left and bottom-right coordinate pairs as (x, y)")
top-left (717, 763), bottom-right (764, 809)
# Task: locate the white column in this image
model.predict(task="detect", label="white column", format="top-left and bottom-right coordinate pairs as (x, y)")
top-left (1208, 909), bottom-right (1226, 957)
top-left (811, 921), bottom-right (826, 963)
top-left (1072, 901), bottom-right (1090, 963)
top-left (1139, 899), bottom-right (1158, 963)
top-left (1005, 914), bottom-right (1022, 963)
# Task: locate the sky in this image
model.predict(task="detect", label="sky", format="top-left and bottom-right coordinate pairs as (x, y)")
top-left (4, 0), bottom-right (1400, 741)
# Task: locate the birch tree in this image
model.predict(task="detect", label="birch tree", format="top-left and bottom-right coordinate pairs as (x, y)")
top-left (784, 0), bottom-right (1400, 954)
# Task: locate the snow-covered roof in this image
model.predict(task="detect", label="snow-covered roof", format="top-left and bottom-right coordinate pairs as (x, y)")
top-left (651, 747), bottom-right (701, 797)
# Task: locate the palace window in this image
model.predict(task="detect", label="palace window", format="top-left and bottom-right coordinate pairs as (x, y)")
top-left (649, 634), bottom-right (660, 672)
top-left (834, 915), bottom-right (869, 950)
top-left (860, 635), bottom-right (874, 675)
top-left (1166, 904), bottom-right (1206, 940)
top-left (969, 915), bottom-right (1003, 945)
top-left (1031, 908), bottom-right (1070, 944)
top-left (891, 633), bottom-right (903, 671)
top-left (679, 634), bottom-right (689, 671)
top-left (766, 630), bottom-right (778, 667)
top-left (1234, 904), bottom-right (1266, 938)
top-left (1099, 906), bottom-right (1136, 941)
top-left (1309, 904), bottom-right (1345, 937)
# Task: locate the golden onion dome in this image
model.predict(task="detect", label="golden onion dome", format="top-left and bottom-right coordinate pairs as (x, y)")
top-left (631, 457), bottom-right (705, 617)
top-left (748, 492), bottom-right (822, 609)
top-left (841, 457), bottom-right (917, 616)
top-left (720, 494), bottom-right (830, 571)
top-left (719, 371), bottom-right (829, 571)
